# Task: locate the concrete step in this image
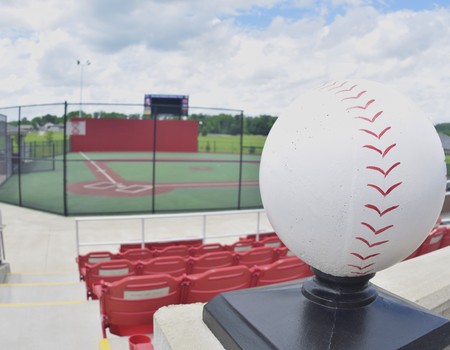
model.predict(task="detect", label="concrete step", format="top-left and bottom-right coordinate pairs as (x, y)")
top-left (0, 270), bottom-right (131, 349)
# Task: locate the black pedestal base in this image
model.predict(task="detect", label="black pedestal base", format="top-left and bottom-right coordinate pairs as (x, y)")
top-left (203, 280), bottom-right (450, 350)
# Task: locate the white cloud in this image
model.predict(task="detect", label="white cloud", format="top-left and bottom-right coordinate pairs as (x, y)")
top-left (1, 1), bottom-right (450, 123)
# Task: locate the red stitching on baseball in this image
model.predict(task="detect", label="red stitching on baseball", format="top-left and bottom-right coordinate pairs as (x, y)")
top-left (363, 143), bottom-right (397, 157)
top-left (351, 270), bottom-right (375, 275)
top-left (325, 82), bottom-right (402, 275)
top-left (351, 252), bottom-right (380, 260)
top-left (355, 111), bottom-right (383, 123)
top-left (326, 81), bottom-right (347, 91)
top-left (341, 90), bottom-right (366, 101)
top-left (335, 84), bottom-right (357, 94)
top-left (360, 126), bottom-right (391, 139)
top-left (355, 236), bottom-right (389, 247)
top-left (366, 162), bottom-right (400, 177)
top-left (348, 263), bottom-right (375, 270)
top-left (364, 204), bottom-right (399, 216)
top-left (346, 99), bottom-right (375, 110)
top-left (361, 222), bottom-right (394, 235)
top-left (367, 182), bottom-right (402, 197)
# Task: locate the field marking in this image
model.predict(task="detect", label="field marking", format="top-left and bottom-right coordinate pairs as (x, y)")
top-left (0, 300), bottom-right (85, 307)
top-left (80, 152), bottom-right (118, 185)
top-left (0, 281), bottom-right (78, 287)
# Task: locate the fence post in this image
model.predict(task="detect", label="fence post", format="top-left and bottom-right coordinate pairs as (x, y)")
top-left (202, 214), bottom-right (207, 242)
top-left (17, 106), bottom-right (23, 207)
top-left (63, 102), bottom-right (68, 216)
top-left (237, 111), bottom-right (244, 210)
top-left (141, 218), bottom-right (146, 248)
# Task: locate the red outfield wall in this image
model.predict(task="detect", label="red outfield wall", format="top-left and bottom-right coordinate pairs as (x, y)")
top-left (70, 118), bottom-right (199, 152)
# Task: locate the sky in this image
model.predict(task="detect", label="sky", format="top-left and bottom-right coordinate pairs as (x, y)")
top-left (1, 0), bottom-right (450, 123)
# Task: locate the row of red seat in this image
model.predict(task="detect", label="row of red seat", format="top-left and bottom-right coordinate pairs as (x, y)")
top-left (118, 232), bottom-right (279, 252)
top-left (77, 235), bottom-right (284, 281)
top-left (403, 226), bottom-right (450, 260)
top-left (97, 256), bottom-right (313, 338)
top-left (83, 246), bottom-right (291, 299)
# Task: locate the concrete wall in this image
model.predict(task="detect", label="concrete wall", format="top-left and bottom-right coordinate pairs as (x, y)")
top-left (70, 118), bottom-right (199, 153)
top-left (154, 246), bottom-right (450, 349)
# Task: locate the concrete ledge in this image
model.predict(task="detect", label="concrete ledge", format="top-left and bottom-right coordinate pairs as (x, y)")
top-left (0, 262), bottom-right (10, 283)
top-left (154, 247), bottom-right (450, 350)
top-left (154, 303), bottom-right (225, 350)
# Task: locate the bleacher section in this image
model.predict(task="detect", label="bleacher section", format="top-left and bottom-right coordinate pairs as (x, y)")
top-left (75, 226), bottom-right (450, 340)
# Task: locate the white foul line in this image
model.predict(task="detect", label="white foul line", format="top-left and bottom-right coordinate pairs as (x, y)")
top-left (80, 152), bottom-right (118, 185)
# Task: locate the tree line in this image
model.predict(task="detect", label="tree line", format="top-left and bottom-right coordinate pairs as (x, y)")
top-left (8, 112), bottom-right (277, 136)
top-left (435, 123), bottom-right (450, 136)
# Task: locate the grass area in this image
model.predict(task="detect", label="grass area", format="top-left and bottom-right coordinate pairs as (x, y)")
top-left (198, 134), bottom-right (266, 154)
top-left (21, 132), bottom-right (266, 155)
top-left (24, 131), bottom-right (65, 142)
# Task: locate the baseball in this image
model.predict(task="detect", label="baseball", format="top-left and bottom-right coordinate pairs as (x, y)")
top-left (260, 79), bottom-right (446, 277)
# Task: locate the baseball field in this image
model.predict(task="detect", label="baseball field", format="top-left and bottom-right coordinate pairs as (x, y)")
top-left (0, 150), bottom-right (262, 215)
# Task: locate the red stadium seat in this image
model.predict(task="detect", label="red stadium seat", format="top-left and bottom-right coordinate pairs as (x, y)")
top-left (119, 243), bottom-right (144, 253)
top-left (257, 236), bottom-right (284, 248)
top-left (235, 246), bottom-right (275, 268)
top-left (76, 251), bottom-right (116, 281)
top-left (119, 248), bottom-right (154, 262)
top-left (441, 227), bottom-right (450, 249)
top-left (98, 274), bottom-right (183, 337)
top-left (226, 239), bottom-right (254, 252)
top-left (153, 245), bottom-right (190, 258)
top-left (119, 239), bottom-right (202, 253)
top-left (140, 256), bottom-right (187, 277)
top-left (244, 232), bottom-right (278, 241)
top-left (189, 243), bottom-right (226, 256)
top-left (418, 226), bottom-right (447, 255)
top-left (146, 239), bottom-right (202, 250)
top-left (254, 257), bottom-right (313, 286)
top-left (85, 259), bottom-right (137, 300)
top-left (187, 251), bottom-right (234, 274)
top-left (183, 265), bottom-right (254, 303)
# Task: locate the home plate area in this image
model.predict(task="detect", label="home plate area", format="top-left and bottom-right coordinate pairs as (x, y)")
top-left (85, 182), bottom-right (152, 194)
top-left (67, 180), bottom-right (173, 197)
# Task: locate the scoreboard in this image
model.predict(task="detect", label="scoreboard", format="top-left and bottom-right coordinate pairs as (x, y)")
top-left (144, 94), bottom-right (189, 118)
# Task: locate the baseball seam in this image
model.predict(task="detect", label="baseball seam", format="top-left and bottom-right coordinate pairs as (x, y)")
top-left (323, 81), bottom-right (402, 275)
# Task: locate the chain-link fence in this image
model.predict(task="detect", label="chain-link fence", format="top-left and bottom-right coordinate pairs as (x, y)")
top-left (0, 102), bottom-right (269, 216)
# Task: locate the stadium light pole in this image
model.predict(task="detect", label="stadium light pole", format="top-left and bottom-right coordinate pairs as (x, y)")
top-left (77, 60), bottom-right (91, 118)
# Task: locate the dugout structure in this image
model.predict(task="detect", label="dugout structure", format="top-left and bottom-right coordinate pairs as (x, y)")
top-left (0, 102), bottom-right (263, 216)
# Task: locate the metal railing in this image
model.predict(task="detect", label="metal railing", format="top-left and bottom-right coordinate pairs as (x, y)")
top-left (0, 210), bottom-right (5, 263)
top-left (75, 209), bottom-right (272, 256)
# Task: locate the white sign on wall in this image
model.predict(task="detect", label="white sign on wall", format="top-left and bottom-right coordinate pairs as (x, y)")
top-left (68, 121), bottom-right (86, 135)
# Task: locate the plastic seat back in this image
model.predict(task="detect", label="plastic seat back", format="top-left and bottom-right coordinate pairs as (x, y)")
top-left (140, 256), bottom-right (187, 277)
top-left (119, 243), bottom-right (143, 253)
top-left (259, 236), bottom-right (283, 248)
top-left (119, 248), bottom-right (154, 262)
top-left (184, 265), bottom-right (253, 303)
top-left (255, 257), bottom-right (312, 286)
top-left (85, 259), bottom-right (136, 299)
top-left (235, 246), bottom-right (275, 268)
top-left (189, 243), bottom-right (225, 257)
top-left (100, 274), bottom-right (182, 337)
top-left (441, 227), bottom-right (450, 249)
top-left (227, 239), bottom-right (254, 252)
top-left (418, 226), bottom-right (447, 255)
top-left (154, 245), bottom-right (190, 258)
top-left (188, 251), bottom-right (234, 274)
top-left (147, 239), bottom-right (202, 250)
top-left (76, 251), bottom-right (115, 280)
